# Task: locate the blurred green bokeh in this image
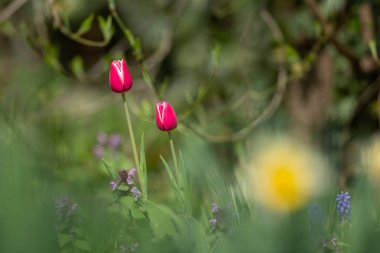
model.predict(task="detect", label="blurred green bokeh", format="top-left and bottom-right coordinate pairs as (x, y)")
top-left (1, 0), bottom-right (380, 252)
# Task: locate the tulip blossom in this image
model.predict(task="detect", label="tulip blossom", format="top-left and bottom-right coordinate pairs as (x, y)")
top-left (155, 101), bottom-right (177, 131)
top-left (109, 59), bottom-right (133, 93)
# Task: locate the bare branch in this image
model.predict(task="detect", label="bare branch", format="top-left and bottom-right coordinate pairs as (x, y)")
top-left (0, 0), bottom-right (30, 23)
top-left (182, 9), bottom-right (288, 143)
top-left (305, 0), bottom-right (359, 65)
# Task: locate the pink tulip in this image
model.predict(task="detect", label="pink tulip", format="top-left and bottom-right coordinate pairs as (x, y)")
top-left (155, 101), bottom-right (177, 131)
top-left (109, 59), bottom-right (133, 93)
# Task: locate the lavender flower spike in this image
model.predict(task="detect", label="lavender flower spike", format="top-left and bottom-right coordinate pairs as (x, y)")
top-left (336, 191), bottom-right (351, 221)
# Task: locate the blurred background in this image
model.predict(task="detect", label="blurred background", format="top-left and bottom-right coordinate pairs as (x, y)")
top-left (1, 0), bottom-right (380, 252)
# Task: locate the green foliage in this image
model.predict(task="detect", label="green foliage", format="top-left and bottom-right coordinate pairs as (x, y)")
top-left (2, 0), bottom-right (380, 252)
top-left (76, 14), bottom-right (94, 36)
top-left (98, 15), bottom-right (114, 42)
top-left (70, 56), bottom-right (85, 80)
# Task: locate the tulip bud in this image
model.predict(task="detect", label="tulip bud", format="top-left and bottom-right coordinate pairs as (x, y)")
top-left (109, 59), bottom-right (133, 93)
top-left (155, 101), bottom-right (177, 131)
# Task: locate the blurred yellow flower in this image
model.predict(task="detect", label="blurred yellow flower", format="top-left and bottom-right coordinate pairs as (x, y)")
top-left (365, 136), bottom-right (380, 183)
top-left (247, 137), bottom-right (326, 213)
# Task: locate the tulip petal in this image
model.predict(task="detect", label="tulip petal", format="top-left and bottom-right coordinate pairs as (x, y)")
top-left (109, 59), bottom-right (133, 93)
top-left (155, 101), bottom-right (177, 131)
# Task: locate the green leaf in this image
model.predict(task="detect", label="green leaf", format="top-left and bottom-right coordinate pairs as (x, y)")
top-left (43, 44), bottom-right (62, 72)
top-left (76, 14), bottom-right (94, 36)
top-left (229, 185), bottom-right (240, 224)
top-left (57, 233), bottom-right (72, 247)
top-left (211, 42), bottom-right (221, 68)
top-left (186, 217), bottom-right (209, 253)
top-left (122, 28), bottom-right (135, 46)
top-left (144, 200), bottom-right (183, 239)
top-left (62, 13), bottom-right (71, 31)
top-left (102, 159), bottom-right (116, 178)
top-left (71, 227), bottom-right (84, 237)
top-left (98, 15), bottom-right (114, 41)
top-left (141, 99), bottom-right (153, 117)
top-left (132, 38), bottom-right (143, 60)
top-left (70, 55), bottom-right (85, 80)
top-left (142, 66), bottom-right (154, 89)
top-left (139, 133), bottom-right (147, 198)
top-left (369, 39), bottom-right (378, 62)
top-left (0, 22), bottom-right (15, 36)
top-left (159, 78), bottom-right (169, 98)
top-left (178, 151), bottom-right (191, 215)
top-left (160, 156), bottom-right (179, 195)
top-left (73, 240), bottom-right (91, 251)
top-left (284, 44), bottom-right (300, 64)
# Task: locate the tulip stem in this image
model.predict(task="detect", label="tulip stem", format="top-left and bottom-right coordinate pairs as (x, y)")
top-left (168, 132), bottom-right (180, 185)
top-left (121, 93), bottom-right (145, 197)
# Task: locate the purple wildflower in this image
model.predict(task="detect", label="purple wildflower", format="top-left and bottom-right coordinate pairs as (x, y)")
top-left (208, 202), bottom-right (234, 233)
top-left (209, 218), bottom-right (217, 230)
top-left (126, 168), bottom-right (137, 185)
top-left (130, 187), bottom-right (141, 200)
top-left (108, 134), bottom-right (122, 150)
top-left (111, 181), bottom-right (118, 191)
top-left (336, 191), bottom-right (351, 221)
top-left (97, 132), bottom-right (108, 145)
top-left (127, 176), bottom-right (134, 186)
top-left (93, 145), bottom-right (104, 159)
top-left (119, 170), bottom-right (129, 181)
top-left (128, 168), bottom-right (137, 178)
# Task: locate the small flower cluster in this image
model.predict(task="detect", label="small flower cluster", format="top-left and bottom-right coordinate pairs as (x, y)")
top-left (93, 132), bottom-right (122, 159)
top-left (111, 168), bottom-right (141, 201)
top-left (209, 202), bottom-right (233, 232)
top-left (336, 191), bottom-right (351, 222)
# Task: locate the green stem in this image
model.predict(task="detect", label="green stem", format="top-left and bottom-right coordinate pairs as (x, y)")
top-left (168, 132), bottom-right (180, 185)
top-left (121, 93), bottom-right (145, 197)
top-left (108, 0), bottom-right (160, 102)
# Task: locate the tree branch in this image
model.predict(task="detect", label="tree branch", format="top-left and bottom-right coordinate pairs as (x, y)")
top-left (48, 0), bottom-right (111, 48)
top-left (305, 0), bottom-right (359, 66)
top-left (181, 9), bottom-right (288, 143)
top-left (0, 0), bottom-right (30, 23)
